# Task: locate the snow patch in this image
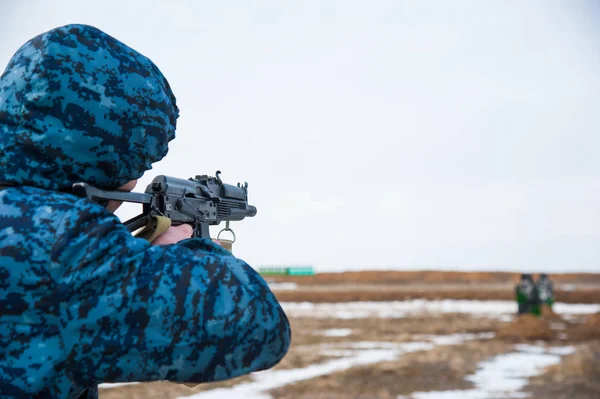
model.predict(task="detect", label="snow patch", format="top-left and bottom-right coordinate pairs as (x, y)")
top-left (318, 328), bottom-right (353, 337)
top-left (281, 300), bottom-right (600, 319)
top-left (405, 344), bottom-right (574, 399)
top-left (267, 282), bottom-right (298, 290)
top-left (414, 332), bottom-right (495, 346)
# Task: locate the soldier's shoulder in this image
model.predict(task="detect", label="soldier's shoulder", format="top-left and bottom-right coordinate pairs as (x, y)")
top-left (0, 186), bottom-right (84, 215)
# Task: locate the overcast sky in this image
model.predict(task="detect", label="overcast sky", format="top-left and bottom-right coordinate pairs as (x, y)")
top-left (2, 0), bottom-right (599, 272)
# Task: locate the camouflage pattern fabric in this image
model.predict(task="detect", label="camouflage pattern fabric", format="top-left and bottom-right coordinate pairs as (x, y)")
top-left (515, 287), bottom-right (530, 314)
top-left (0, 24), bottom-right (177, 191)
top-left (0, 25), bottom-right (290, 398)
top-left (515, 275), bottom-right (545, 316)
top-left (537, 275), bottom-right (555, 307)
top-left (529, 285), bottom-right (541, 316)
top-left (515, 276), bottom-right (535, 315)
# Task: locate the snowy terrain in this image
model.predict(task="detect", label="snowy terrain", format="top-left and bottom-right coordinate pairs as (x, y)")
top-left (404, 345), bottom-right (575, 399)
top-left (174, 333), bottom-right (495, 399)
top-left (280, 299), bottom-right (600, 319)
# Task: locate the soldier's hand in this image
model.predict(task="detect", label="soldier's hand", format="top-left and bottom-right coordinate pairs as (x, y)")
top-left (151, 224), bottom-right (193, 245)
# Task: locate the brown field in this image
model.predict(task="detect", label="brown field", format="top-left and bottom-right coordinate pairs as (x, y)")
top-left (267, 271), bottom-right (600, 304)
top-left (99, 272), bottom-right (600, 399)
top-left (265, 270), bottom-right (600, 285)
top-left (271, 286), bottom-right (600, 304)
top-left (528, 341), bottom-right (600, 399)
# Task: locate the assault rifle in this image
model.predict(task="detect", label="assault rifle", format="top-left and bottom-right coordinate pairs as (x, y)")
top-left (72, 171), bottom-right (257, 239)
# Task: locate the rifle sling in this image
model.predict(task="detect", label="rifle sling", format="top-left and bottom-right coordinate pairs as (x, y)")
top-left (134, 215), bottom-right (172, 242)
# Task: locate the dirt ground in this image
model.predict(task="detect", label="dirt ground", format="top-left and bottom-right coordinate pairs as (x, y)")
top-left (269, 339), bottom-right (513, 399)
top-left (526, 340), bottom-right (600, 399)
top-left (265, 271), bottom-right (600, 285)
top-left (269, 283), bottom-right (599, 304)
top-left (267, 271), bottom-right (600, 303)
top-left (99, 311), bottom-right (600, 399)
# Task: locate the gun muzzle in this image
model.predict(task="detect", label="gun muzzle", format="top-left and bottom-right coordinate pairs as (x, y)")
top-left (247, 205), bottom-right (257, 217)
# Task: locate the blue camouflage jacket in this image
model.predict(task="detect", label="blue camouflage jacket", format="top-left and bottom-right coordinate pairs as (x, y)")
top-left (0, 24), bottom-right (290, 398)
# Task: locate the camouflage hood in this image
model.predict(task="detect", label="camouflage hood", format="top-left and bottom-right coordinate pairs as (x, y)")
top-left (0, 24), bottom-right (178, 190)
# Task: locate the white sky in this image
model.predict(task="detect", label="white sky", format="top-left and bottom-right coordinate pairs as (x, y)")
top-left (1, 0), bottom-right (599, 272)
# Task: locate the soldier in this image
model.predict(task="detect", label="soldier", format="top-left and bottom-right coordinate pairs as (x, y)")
top-left (529, 278), bottom-right (542, 316)
top-left (515, 274), bottom-right (535, 314)
top-left (0, 25), bottom-right (290, 398)
top-left (537, 273), bottom-right (555, 309)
